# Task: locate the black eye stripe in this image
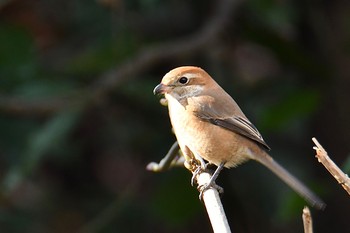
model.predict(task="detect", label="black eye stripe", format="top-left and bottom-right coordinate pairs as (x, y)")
top-left (179, 77), bottom-right (188, 84)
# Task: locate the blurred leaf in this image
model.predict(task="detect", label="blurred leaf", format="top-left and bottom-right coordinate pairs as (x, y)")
top-left (3, 108), bottom-right (83, 191)
top-left (259, 88), bottom-right (320, 130)
top-left (117, 78), bottom-right (158, 104)
top-left (0, 207), bottom-right (36, 233)
top-left (67, 33), bottom-right (139, 75)
top-left (12, 79), bottom-right (77, 99)
top-left (243, 24), bottom-right (329, 79)
top-left (25, 109), bottom-right (81, 170)
top-left (150, 170), bottom-right (201, 226)
top-left (276, 191), bottom-right (305, 221)
top-left (248, 0), bottom-right (297, 33)
top-left (140, 0), bottom-right (161, 10)
top-left (0, 117), bottom-right (40, 163)
top-left (0, 24), bottom-right (38, 90)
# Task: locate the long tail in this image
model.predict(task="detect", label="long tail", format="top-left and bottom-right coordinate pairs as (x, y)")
top-left (253, 151), bottom-right (326, 209)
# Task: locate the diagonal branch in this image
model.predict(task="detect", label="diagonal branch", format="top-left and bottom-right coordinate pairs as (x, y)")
top-left (312, 137), bottom-right (350, 196)
top-left (0, 0), bottom-right (243, 116)
top-left (90, 0), bottom-right (241, 97)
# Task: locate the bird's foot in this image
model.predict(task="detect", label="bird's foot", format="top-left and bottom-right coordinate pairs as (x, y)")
top-left (191, 166), bottom-right (202, 186)
top-left (190, 162), bottom-right (211, 186)
top-left (198, 180), bottom-right (224, 201)
top-left (197, 162), bottom-right (226, 200)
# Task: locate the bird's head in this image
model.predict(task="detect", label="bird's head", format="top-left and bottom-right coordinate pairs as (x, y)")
top-left (153, 66), bottom-right (214, 101)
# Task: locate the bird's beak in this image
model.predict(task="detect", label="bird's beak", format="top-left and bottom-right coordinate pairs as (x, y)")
top-left (153, 83), bottom-right (169, 95)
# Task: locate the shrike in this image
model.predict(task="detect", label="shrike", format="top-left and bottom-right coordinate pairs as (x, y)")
top-left (154, 66), bottom-right (325, 209)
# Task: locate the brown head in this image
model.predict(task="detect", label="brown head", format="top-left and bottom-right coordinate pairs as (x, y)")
top-left (153, 66), bottom-right (218, 101)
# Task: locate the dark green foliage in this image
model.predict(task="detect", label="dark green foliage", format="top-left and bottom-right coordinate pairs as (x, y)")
top-left (0, 0), bottom-right (349, 232)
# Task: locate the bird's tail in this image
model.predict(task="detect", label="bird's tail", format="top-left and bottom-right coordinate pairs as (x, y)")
top-left (253, 151), bottom-right (326, 209)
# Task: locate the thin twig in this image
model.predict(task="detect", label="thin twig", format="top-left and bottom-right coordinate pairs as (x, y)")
top-left (146, 141), bottom-right (184, 172)
top-left (302, 206), bottom-right (313, 233)
top-left (312, 137), bottom-right (350, 195)
top-left (196, 171), bottom-right (231, 233)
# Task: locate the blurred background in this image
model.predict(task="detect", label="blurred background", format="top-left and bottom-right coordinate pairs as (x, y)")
top-left (0, 0), bottom-right (350, 232)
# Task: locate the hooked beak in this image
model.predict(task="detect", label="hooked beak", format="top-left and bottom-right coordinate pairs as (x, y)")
top-left (153, 83), bottom-right (169, 95)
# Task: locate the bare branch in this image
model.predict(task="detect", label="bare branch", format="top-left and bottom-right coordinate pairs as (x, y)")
top-left (196, 171), bottom-right (232, 233)
top-left (0, 94), bottom-right (69, 116)
top-left (302, 206), bottom-right (313, 233)
top-left (146, 141), bottom-right (184, 172)
top-left (312, 137), bottom-right (350, 195)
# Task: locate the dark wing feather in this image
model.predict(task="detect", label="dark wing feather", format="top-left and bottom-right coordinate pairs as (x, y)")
top-left (195, 107), bottom-right (270, 150)
top-left (210, 117), bottom-right (270, 150)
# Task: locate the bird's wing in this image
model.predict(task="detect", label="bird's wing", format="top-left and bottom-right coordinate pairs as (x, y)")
top-left (194, 105), bottom-right (271, 151)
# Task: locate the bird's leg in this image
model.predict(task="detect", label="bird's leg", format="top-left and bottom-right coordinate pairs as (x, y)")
top-left (208, 162), bottom-right (225, 188)
top-left (191, 164), bottom-right (206, 186)
top-left (198, 162), bottom-right (225, 200)
top-left (198, 156), bottom-right (207, 170)
top-left (146, 141), bottom-right (182, 172)
top-left (190, 158), bottom-right (214, 186)
top-left (188, 147), bottom-right (210, 186)
top-left (188, 158), bottom-right (208, 186)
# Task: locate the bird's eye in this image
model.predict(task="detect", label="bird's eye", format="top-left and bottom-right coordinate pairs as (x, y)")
top-left (178, 77), bottom-right (188, 84)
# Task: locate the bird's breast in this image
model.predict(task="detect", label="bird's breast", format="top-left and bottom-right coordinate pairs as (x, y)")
top-left (165, 94), bottom-right (250, 168)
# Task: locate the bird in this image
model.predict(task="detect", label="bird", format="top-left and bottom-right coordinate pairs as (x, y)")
top-left (153, 66), bottom-right (325, 209)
